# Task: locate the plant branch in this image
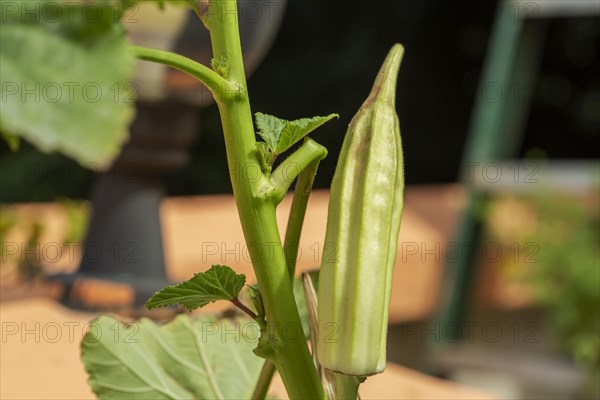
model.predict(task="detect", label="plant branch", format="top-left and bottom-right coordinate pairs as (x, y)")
top-left (130, 45), bottom-right (229, 101)
top-left (231, 297), bottom-right (258, 320)
top-left (272, 139), bottom-right (327, 203)
top-left (252, 361), bottom-right (277, 400)
top-left (283, 157), bottom-right (322, 278)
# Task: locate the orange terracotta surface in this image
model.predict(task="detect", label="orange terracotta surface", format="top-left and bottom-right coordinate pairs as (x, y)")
top-left (0, 298), bottom-right (495, 399)
top-left (1, 298), bottom-right (97, 399)
top-left (2, 184), bottom-right (466, 321)
top-left (1, 184), bottom-right (498, 399)
top-left (161, 185), bottom-right (465, 322)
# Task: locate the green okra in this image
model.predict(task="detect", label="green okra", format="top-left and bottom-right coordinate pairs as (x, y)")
top-left (317, 44), bottom-right (405, 376)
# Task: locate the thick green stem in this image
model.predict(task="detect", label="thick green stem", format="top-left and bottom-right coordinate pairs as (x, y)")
top-left (200, 1), bottom-right (324, 398)
top-left (252, 153), bottom-right (325, 399)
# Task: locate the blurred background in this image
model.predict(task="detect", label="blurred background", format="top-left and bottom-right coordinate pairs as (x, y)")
top-left (1, 1), bottom-right (599, 399)
top-left (1, 1), bottom-right (598, 198)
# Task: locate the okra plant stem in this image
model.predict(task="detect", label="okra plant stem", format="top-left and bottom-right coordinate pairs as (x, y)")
top-left (251, 145), bottom-right (325, 399)
top-left (133, 1), bottom-right (326, 397)
top-left (200, 1), bottom-right (324, 398)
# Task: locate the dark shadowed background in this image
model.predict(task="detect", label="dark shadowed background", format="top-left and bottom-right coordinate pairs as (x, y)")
top-left (1, 0), bottom-right (598, 202)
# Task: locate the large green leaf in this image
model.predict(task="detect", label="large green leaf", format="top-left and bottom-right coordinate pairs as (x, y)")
top-left (0, 0), bottom-right (136, 167)
top-left (81, 314), bottom-right (264, 399)
top-left (146, 265), bottom-right (246, 311)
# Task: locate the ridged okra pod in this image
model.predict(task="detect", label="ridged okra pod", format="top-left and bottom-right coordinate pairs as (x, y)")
top-left (317, 44), bottom-right (405, 376)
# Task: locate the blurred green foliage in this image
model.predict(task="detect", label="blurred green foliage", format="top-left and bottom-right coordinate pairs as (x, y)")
top-left (525, 194), bottom-right (599, 392)
top-left (0, 200), bottom-right (89, 280)
top-left (488, 192), bottom-right (599, 393)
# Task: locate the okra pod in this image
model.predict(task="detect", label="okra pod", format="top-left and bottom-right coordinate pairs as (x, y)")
top-left (317, 44), bottom-right (405, 376)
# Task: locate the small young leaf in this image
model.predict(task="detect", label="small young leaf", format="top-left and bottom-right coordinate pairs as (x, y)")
top-left (255, 112), bottom-right (287, 151)
top-left (275, 114), bottom-right (338, 154)
top-left (254, 112), bottom-right (338, 155)
top-left (211, 54), bottom-right (229, 77)
top-left (247, 285), bottom-right (265, 322)
top-left (256, 141), bottom-right (275, 171)
top-left (146, 265), bottom-right (245, 311)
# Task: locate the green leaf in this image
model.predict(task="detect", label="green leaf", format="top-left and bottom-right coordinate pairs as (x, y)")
top-left (292, 272), bottom-right (319, 340)
top-left (0, 0), bottom-right (136, 167)
top-left (293, 277), bottom-right (310, 339)
top-left (275, 114), bottom-right (338, 154)
top-left (255, 112), bottom-right (287, 151)
top-left (146, 265), bottom-right (245, 311)
top-left (247, 285), bottom-right (265, 323)
top-left (255, 112), bottom-right (338, 155)
top-left (211, 54), bottom-right (229, 77)
top-left (81, 314), bottom-right (264, 399)
top-left (1, 132), bottom-right (20, 151)
top-left (256, 141), bottom-right (275, 171)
